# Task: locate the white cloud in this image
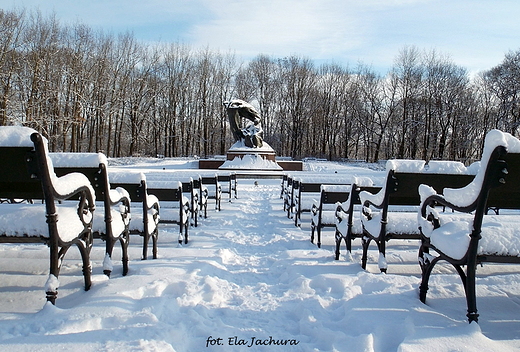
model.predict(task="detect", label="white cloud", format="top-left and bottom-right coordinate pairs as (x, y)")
top-left (187, 0), bottom-right (366, 58)
top-left (1, 0), bottom-right (519, 73)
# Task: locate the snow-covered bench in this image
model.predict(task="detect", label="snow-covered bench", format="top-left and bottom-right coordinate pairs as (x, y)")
top-left (360, 159), bottom-right (476, 272)
top-left (146, 170), bottom-right (205, 227)
top-left (0, 127), bottom-right (95, 304)
top-left (310, 184), bottom-right (351, 248)
top-left (292, 180), bottom-right (321, 226)
top-left (283, 175), bottom-right (296, 217)
top-left (292, 176), bottom-right (352, 227)
top-left (192, 176), bottom-right (209, 219)
top-left (280, 174), bottom-right (288, 199)
top-left (418, 129), bottom-right (520, 323)
top-left (201, 174), bottom-right (222, 211)
top-left (334, 179), bottom-right (381, 260)
top-left (108, 171), bottom-right (160, 260)
top-left (51, 153), bottom-right (131, 277)
top-left (147, 182), bottom-right (191, 244)
top-left (218, 172), bottom-right (237, 201)
top-left (180, 177), bottom-right (200, 227)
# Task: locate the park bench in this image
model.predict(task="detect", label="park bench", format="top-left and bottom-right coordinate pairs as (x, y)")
top-left (280, 174), bottom-right (288, 199)
top-left (180, 177), bottom-right (200, 227)
top-left (192, 176), bottom-right (209, 219)
top-left (147, 181), bottom-right (191, 244)
top-left (418, 129), bottom-right (520, 323)
top-left (108, 171), bottom-right (160, 260)
top-left (334, 179), bottom-right (381, 260)
top-left (218, 172), bottom-right (237, 201)
top-left (292, 180), bottom-right (321, 226)
top-left (283, 175), bottom-right (295, 216)
top-left (51, 153), bottom-right (131, 277)
top-left (146, 170), bottom-right (205, 226)
top-left (282, 173), bottom-right (321, 217)
top-left (292, 176), bottom-right (352, 227)
top-left (0, 126), bottom-right (95, 304)
top-left (201, 174), bottom-right (222, 211)
top-left (359, 159), bottom-right (476, 272)
top-left (310, 184), bottom-right (351, 248)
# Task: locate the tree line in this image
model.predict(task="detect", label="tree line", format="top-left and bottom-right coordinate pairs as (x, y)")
top-left (1, 8), bottom-right (519, 163)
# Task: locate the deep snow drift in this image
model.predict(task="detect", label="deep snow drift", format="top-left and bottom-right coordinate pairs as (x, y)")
top-left (0, 159), bottom-right (519, 352)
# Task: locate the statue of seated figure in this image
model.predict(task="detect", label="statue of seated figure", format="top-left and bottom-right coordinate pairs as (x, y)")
top-left (224, 99), bottom-right (264, 148)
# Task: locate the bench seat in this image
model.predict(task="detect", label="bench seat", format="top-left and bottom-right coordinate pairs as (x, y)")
top-left (0, 203), bottom-right (86, 241)
top-left (157, 201), bottom-right (188, 223)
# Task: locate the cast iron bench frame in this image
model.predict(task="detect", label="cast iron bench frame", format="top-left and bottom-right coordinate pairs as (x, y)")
top-left (53, 158), bottom-right (131, 277)
top-left (418, 145), bottom-right (520, 323)
top-left (0, 130), bottom-right (95, 304)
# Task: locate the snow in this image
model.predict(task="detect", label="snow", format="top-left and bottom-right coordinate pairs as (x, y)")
top-left (0, 126), bottom-right (39, 147)
top-left (386, 159), bottom-right (426, 172)
top-left (1, 156), bottom-right (520, 351)
top-left (0, 203), bottom-right (86, 242)
top-left (51, 152), bottom-right (107, 168)
top-left (220, 155), bottom-right (282, 170)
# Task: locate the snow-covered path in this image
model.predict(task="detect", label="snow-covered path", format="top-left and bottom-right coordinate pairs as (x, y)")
top-left (1, 177), bottom-right (520, 351)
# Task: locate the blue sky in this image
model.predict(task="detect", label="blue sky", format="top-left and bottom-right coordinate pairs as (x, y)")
top-left (2, 0), bottom-right (519, 75)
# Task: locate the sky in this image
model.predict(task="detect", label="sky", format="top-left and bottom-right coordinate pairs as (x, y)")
top-left (1, 0), bottom-right (519, 75)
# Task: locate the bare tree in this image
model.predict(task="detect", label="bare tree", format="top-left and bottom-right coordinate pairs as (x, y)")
top-left (0, 8), bottom-right (25, 126)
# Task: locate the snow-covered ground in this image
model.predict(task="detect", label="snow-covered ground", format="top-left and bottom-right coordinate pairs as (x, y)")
top-left (0, 158), bottom-right (519, 352)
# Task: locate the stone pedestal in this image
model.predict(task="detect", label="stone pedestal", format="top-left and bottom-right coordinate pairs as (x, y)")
top-left (198, 140), bottom-right (303, 171)
top-left (218, 141), bottom-right (282, 170)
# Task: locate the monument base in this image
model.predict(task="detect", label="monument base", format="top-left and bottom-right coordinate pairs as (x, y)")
top-left (198, 157), bottom-right (303, 171)
top-left (218, 141), bottom-right (280, 170)
top-left (198, 141), bottom-right (302, 171)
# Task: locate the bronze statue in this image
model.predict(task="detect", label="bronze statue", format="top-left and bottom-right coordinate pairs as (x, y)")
top-left (224, 100), bottom-right (264, 148)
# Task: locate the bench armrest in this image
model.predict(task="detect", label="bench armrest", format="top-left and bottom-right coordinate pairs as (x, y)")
top-left (418, 184), bottom-right (477, 238)
top-left (52, 172), bottom-right (95, 202)
top-left (311, 199), bottom-right (320, 215)
top-left (108, 187), bottom-right (131, 224)
top-left (146, 193), bottom-right (160, 210)
top-left (359, 187), bottom-right (385, 209)
top-left (335, 201), bottom-right (351, 222)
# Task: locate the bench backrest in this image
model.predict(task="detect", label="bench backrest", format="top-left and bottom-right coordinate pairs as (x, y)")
top-left (201, 176), bottom-right (218, 186)
top-left (486, 152), bottom-right (520, 210)
top-left (0, 146), bottom-right (44, 200)
top-left (322, 185), bottom-right (379, 205)
top-left (147, 186), bottom-right (182, 202)
top-left (321, 190), bottom-right (350, 205)
top-left (387, 171), bottom-right (475, 206)
top-left (192, 177), bottom-right (202, 190)
top-left (111, 180), bottom-right (145, 203)
top-left (299, 182), bottom-right (323, 193)
top-left (54, 165), bottom-right (109, 201)
top-left (181, 180), bottom-right (194, 193)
